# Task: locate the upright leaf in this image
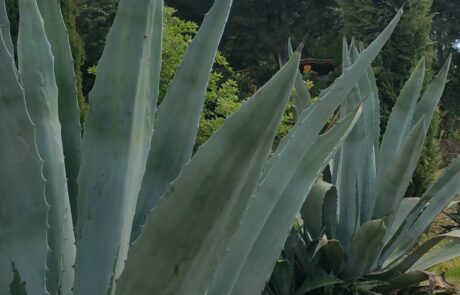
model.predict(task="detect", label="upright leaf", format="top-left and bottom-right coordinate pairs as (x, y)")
top-left (288, 38), bottom-right (311, 118)
top-left (341, 220), bottom-right (386, 280)
top-left (383, 157), bottom-right (460, 265)
top-left (0, 34), bottom-right (48, 295)
top-left (132, 0), bottom-right (233, 242)
top-left (301, 181), bottom-right (334, 239)
top-left (116, 52), bottom-right (301, 295)
top-left (372, 117), bottom-right (426, 223)
top-left (74, 1), bottom-right (163, 294)
top-left (410, 56), bottom-right (451, 132)
top-left (36, 0), bottom-right (82, 218)
top-left (377, 57), bottom-right (425, 180)
top-left (0, 0), bottom-right (13, 55)
top-left (227, 108), bottom-right (362, 295)
top-left (17, 0), bottom-right (75, 293)
top-left (391, 231), bottom-right (460, 273)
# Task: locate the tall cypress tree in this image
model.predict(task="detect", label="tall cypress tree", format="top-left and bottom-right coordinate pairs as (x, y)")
top-left (337, 0), bottom-right (442, 197)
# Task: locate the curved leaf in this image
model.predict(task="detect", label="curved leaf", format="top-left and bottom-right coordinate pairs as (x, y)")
top-left (222, 108), bottom-right (362, 295)
top-left (0, 0), bottom-right (13, 55)
top-left (116, 52), bottom-right (301, 295)
top-left (0, 34), bottom-right (48, 295)
top-left (301, 181), bottom-right (333, 238)
top-left (372, 117), bottom-right (426, 222)
top-left (391, 231), bottom-right (460, 272)
top-left (17, 0), bottom-right (75, 293)
top-left (295, 276), bottom-right (343, 295)
top-left (131, 0), bottom-right (233, 242)
top-left (36, 0), bottom-right (82, 221)
top-left (341, 219), bottom-right (386, 280)
top-left (74, 1), bottom-right (163, 294)
top-left (383, 157), bottom-right (460, 265)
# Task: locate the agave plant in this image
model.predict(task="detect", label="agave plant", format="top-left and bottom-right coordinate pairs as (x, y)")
top-left (0, 0), bottom-right (408, 294)
top-left (265, 40), bottom-right (460, 294)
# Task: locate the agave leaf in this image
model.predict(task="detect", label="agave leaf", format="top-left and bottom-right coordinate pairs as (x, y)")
top-left (377, 57), bottom-right (425, 180)
top-left (131, 0), bottom-right (233, 242)
top-left (350, 44), bottom-right (378, 225)
top-left (270, 260), bottom-right (294, 295)
top-left (384, 198), bottom-right (419, 245)
top-left (412, 237), bottom-right (460, 271)
top-left (322, 185), bottom-right (339, 238)
top-left (0, 0), bottom-right (13, 55)
top-left (74, 0), bottom-right (163, 293)
top-left (288, 38), bottom-right (311, 117)
top-left (382, 157), bottom-right (460, 265)
top-left (36, 0), bottom-right (82, 221)
top-left (365, 59), bottom-right (380, 160)
top-left (341, 219), bottom-right (386, 280)
top-left (301, 180), bottom-right (334, 238)
top-left (410, 56), bottom-right (451, 132)
top-left (116, 52), bottom-right (300, 295)
top-left (219, 108), bottom-right (362, 295)
top-left (372, 117), bottom-right (426, 223)
top-left (320, 240), bottom-right (344, 274)
top-left (374, 271), bottom-right (429, 294)
top-left (213, 11), bottom-right (402, 293)
top-left (389, 231), bottom-right (460, 273)
top-left (17, 0), bottom-right (75, 293)
top-left (335, 42), bottom-right (365, 249)
top-left (0, 33), bottom-right (48, 295)
top-left (295, 276), bottom-right (344, 295)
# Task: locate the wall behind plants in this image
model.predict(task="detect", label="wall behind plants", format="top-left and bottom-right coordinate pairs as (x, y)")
top-left (337, 0), bottom-right (441, 197)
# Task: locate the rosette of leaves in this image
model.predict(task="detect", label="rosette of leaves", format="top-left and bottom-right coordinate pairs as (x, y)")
top-left (265, 39), bottom-right (460, 295)
top-left (0, 1), bottom-right (402, 294)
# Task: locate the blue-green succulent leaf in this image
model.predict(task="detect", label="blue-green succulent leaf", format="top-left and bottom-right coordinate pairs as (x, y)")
top-left (389, 231), bottom-right (460, 273)
top-left (0, 0), bottom-right (13, 55)
top-left (131, 0), bottom-right (233, 242)
top-left (410, 56), bottom-right (451, 133)
top-left (74, 1), bottom-right (163, 294)
top-left (226, 108), bottom-right (362, 295)
top-left (288, 38), bottom-right (311, 117)
top-left (372, 117), bottom-right (426, 223)
top-left (36, 0), bottom-right (82, 218)
top-left (383, 157), bottom-right (460, 265)
top-left (301, 181), bottom-right (334, 239)
top-left (0, 33), bottom-right (48, 295)
top-left (17, 0), bottom-right (75, 293)
top-left (378, 57), bottom-right (425, 180)
top-left (116, 52), bottom-right (301, 295)
top-left (341, 219), bottom-right (386, 280)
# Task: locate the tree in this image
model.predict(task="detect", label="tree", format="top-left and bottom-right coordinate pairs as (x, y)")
top-left (337, 0), bottom-right (441, 197)
top-left (166, 0), bottom-right (339, 95)
top-left (432, 0), bottom-right (460, 138)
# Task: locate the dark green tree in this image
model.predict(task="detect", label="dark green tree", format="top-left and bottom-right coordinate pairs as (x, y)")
top-left (337, 0), bottom-right (441, 197)
top-left (75, 0), bottom-right (117, 97)
top-left (60, 0), bottom-right (88, 120)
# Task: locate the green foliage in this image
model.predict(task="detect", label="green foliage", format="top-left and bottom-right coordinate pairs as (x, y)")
top-left (75, 0), bottom-right (117, 96)
top-left (160, 7), bottom-right (241, 146)
top-left (166, 0), bottom-right (340, 96)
